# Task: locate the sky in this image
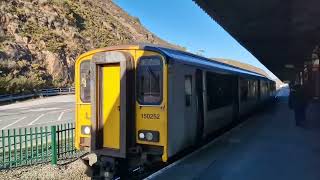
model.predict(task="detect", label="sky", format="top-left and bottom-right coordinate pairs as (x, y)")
top-left (113, 0), bottom-right (277, 79)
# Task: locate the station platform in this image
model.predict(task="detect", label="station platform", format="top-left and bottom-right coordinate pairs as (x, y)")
top-left (147, 98), bottom-right (320, 180)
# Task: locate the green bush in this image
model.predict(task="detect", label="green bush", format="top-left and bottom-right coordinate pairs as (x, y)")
top-left (0, 59), bottom-right (53, 94)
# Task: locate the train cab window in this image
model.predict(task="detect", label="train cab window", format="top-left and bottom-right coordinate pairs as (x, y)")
top-left (80, 60), bottom-right (91, 103)
top-left (185, 75), bottom-right (192, 107)
top-left (137, 56), bottom-right (163, 105)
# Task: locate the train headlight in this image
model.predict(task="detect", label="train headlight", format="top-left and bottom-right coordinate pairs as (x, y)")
top-left (138, 130), bottom-right (159, 142)
top-left (139, 132), bottom-right (145, 139)
top-left (146, 132), bottom-right (153, 141)
top-left (81, 126), bottom-right (91, 135)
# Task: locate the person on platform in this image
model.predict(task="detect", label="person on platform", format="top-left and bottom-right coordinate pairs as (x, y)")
top-left (288, 83), bottom-right (309, 127)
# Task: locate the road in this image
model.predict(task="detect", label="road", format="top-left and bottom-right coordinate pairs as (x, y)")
top-left (0, 95), bottom-right (75, 130)
top-left (0, 87), bottom-right (288, 131)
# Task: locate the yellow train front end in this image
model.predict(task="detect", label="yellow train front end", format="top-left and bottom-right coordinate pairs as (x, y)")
top-left (74, 45), bottom-right (168, 178)
top-left (74, 49), bottom-right (98, 151)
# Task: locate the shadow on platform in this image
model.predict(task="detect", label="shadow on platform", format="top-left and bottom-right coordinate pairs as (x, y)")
top-left (150, 99), bottom-right (320, 180)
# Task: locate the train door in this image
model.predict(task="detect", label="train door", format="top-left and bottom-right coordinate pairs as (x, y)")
top-left (195, 69), bottom-right (204, 141)
top-left (90, 51), bottom-right (135, 158)
top-left (184, 73), bottom-right (196, 144)
top-left (101, 64), bottom-right (121, 149)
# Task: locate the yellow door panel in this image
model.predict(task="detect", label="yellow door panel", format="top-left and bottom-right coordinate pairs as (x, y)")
top-left (102, 64), bottom-right (121, 149)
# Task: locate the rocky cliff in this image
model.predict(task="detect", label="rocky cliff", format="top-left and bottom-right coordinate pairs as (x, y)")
top-left (0, 0), bottom-right (176, 94)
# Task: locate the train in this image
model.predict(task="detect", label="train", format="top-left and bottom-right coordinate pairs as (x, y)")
top-left (74, 44), bottom-right (276, 179)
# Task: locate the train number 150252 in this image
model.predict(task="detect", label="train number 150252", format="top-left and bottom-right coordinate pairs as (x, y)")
top-left (141, 113), bottom-right (160, 120)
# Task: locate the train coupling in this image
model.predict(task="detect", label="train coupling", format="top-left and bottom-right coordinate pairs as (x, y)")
top-left (81, 153), bottom-right (98, 166)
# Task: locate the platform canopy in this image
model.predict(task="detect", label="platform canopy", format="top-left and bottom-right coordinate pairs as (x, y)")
top-left (194, 0), bottom-right (320, 81)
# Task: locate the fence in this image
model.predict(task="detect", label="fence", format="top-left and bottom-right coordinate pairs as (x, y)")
top-left (0, 123), bottom-right (77, 169)
top-left (0, 87), bottom-right (75, 103)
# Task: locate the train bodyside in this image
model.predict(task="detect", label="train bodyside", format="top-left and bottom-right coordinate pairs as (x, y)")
top-left (164, 48), bottom-right (275, 157)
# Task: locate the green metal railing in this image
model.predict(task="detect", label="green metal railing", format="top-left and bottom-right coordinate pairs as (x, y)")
top-left (0, 123), bottom-right (77, 169)
top-left (56, 124), bottom-right (76, 160)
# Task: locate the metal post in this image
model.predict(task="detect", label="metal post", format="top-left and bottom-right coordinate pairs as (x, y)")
top-left (71, 123), bottom-right (74, 153)
top-left (45, 127), bottom-right (48, 159)
top-left (67, 123), bottom-right (70, 155)
top-left (8, 129), bottom-right (11, 167)
top-left (40, 127), bottom-right (43, 161)
top-left (19, 128), bottom-right (22, 166)
top-left (2, 130), bottom-right (5, 167)
top-left (64, 124), bottom-right (67, 157)
top-left (24, 128), bottom-right (27, 165)
top-left (57, 126), bottom-right (60, 158)
top-left (35, 127), bottom-right (38, 162)
top-left (30, 128), bottom-right (33, 164)
top-left (51, 126), bottom-right (57, 165)
top-left (13, 129), bottom-right (17, 167)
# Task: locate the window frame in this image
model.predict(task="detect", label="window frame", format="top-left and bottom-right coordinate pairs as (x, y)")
top-left (79, 60), bottom-right (91, 103)
top-left (136, 55), bottom-right (164, 106)
top-left (206, 72), bottom-right (234, 110)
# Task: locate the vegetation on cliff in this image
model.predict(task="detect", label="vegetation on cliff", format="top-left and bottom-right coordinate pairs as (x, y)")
top-left (0, 0), bottom-right (176, 94)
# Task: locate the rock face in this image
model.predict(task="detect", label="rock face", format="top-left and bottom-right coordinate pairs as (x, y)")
top-left (0, 0), bottom-right (177, 94)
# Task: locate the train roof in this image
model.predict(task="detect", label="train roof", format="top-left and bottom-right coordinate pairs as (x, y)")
top-left (79, 43), bottom-right (273, 81)
top-left (141, 45), bottom-right (272, 81)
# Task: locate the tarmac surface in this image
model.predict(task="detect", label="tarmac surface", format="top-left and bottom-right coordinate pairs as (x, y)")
top-left (0, 95), bottom-right (74, 130)
top-left (148, 91), bottom-right (320, 180)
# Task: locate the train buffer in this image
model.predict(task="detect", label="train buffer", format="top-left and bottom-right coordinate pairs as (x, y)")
top-left (146, 96), bottom-right (320, 180)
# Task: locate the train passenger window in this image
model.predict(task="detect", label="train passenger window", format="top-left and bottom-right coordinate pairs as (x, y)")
top-left (248, 80), bottom-right (258, 100)
top-left (241, 79), bottom-right (258, 101)
top-left (80, 60), bottom-right (91, 103)
top-left (240, 78), bottom-right (249, 101)
top-left (206, 72), bottom-right (234, 110)
top-left (137, 56), bottom-right (163, 105)
top-left (261, 81), bottom-right (268, 96)
top-left (260, 81), bottom-right (265, 96)
top-left (185, 75), bottom-right (192, 107)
